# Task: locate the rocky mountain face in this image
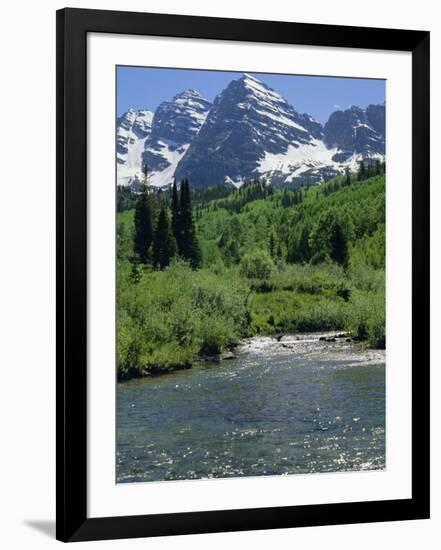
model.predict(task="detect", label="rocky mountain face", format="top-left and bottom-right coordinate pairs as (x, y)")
top-left (116, 74), bottom-right (385, 189)
top-left (324, 104), bottom-right (385, 163)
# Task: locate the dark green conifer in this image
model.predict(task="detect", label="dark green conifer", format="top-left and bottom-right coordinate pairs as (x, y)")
top-left (288, 226), bottom-right (310, 264)
top-left (358, 160), bottom-right (366, 181)
top-left (179, 179), bottom-right (201, 269)
top-left (297, 226), bottom-right (311, 263)
top-left (228, 240), bottom-right (240, 264)
top-left (152, 207), bottom-right (177, 270)
top-left (329, 222), bottom-right (349, 268)
top-left (269, 232), bottom-right (276, 257)
top-left (133, 166), bottom-right (153, 263)
top-left (171, 180), bottom-right (181, 248)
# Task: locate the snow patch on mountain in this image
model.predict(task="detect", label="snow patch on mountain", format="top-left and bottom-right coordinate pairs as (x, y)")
top-left (257, 140), bottom-right (340, 182)
top-left (148, 141), bottom-right (190, 188)
top-left (117, 109), bottom-right (153, 187)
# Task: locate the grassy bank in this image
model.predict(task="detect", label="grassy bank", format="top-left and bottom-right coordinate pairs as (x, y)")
top-left (117, 172), bottom-right (385, 379)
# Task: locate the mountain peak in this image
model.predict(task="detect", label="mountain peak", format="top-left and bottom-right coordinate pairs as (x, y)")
top-left (173, 88), bottom-right (206, 102)
top-left (234, 73), bottom-right (290, 109)
top-left (241, 73), bottom-right (260, 82)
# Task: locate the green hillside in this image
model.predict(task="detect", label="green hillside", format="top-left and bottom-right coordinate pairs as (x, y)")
top-left (117, 168), bottom-right (385, 379)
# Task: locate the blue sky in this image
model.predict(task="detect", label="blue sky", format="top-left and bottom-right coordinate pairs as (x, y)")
top-left (117, 66), bottom-right (385, 124)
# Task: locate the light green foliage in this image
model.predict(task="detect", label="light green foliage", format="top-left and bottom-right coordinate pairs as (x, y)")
top-left (249, 263), bottom-right (349, 334)
top-left (251, 291), bottom-right (348, 334)
top-left (117, 260), bottom-right (250, 378)
top-left (117, 172), bottom-right (386, 377)
top-left (239, 249), bottom-right (275, 280)
top-left (346, 286), bottom-right (385, 348)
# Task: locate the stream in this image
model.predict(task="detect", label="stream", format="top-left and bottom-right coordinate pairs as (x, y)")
top-left (116, 334), bottom-right (385, 483)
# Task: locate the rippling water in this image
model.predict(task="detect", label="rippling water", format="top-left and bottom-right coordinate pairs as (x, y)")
top-left (116, 335), bottom-right (385, 483)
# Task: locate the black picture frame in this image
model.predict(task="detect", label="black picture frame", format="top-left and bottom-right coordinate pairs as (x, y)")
top-left (56, 7), bottom-right (430, 542)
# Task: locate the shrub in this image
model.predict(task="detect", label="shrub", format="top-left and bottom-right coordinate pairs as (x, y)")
top-left (346, 288), bottom-right (385, 348)
top-left (250, 290), bottom-right (348, 335)
top-left (239, 249), bottom-right (275, 280)
top-left (117, 260), bottom-right (251, 375)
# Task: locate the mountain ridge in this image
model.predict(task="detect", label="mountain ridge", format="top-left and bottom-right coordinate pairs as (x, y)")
top-left (117, 74), bottom-right (385, 189)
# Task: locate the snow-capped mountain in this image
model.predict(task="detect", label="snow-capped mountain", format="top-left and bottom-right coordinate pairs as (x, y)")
top-left (116, 109), bottom-right (153, 187)
top-left (117, 90), bottom-right (211, 188)
top-left (175, 74), bottom-right (327, 187)
top-left (117, 74), bottom-right (385, 189)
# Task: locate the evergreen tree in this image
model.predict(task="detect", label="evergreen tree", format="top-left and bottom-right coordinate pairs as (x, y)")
top-left (329, 222), bottom-right (349, 268)
top-left (344, 167), bottom-right (351, 186)
top-left (297, 226), bottom-right (311, 263)
top-left (288, 226), bottom-right (311, 264)
top-left (358, 160), bottom-right (366, 181)
top-left (179, 179), bottom-right (202, 269)
top-left (375, 159), bottom-right (381, 175)
top-left (133, 166), bottom-right (153, 263)
top-left (227, 240), bottom-right (240, 265)
top-left (171, 180), bottom-right (181, 248)
top-left (366, 162), bottom-right (374, 179)
top-left (152, 207), bottom-right (177, 270)
top-left (269, 232), bottom-right (276, 257)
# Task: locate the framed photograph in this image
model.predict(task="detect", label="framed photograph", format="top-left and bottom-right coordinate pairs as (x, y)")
top-left (56, 8), bottom-right (430, 542)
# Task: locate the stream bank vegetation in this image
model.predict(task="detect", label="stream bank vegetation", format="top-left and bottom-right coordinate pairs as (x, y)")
top-left (117, 162), bottom-right (385, 379)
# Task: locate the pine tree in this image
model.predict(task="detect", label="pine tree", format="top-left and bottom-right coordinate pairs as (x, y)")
top-left (366, 162), bottom-right (374, 179)
top-left (344, 167), bottom-right (351, 186)
top-left (269, 232), bottom-right (276, 257)
top-left (133, 166), bottom-right (153, 264)
top-left (171, 179), bottom-right (181, 248)
top-left (288, 226), bottom-right (310, 264)
top-left (358, 160), bottom-right (366, 181)
top-left (152, 207), bottom-right (177, 270)
top-left (329, 222), bottom-right (348, 268)
top-left (228, 240), bottom-right (240, 264)
top-left (375, 159), bottom-right (381, 175)
top-left (298, 226), bottom-right (311, 263)
top-left (179, 179), bottom-right (201, 269)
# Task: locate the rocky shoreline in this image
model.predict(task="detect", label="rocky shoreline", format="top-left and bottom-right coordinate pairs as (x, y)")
top-left (119, 331), bottom-right (385, 382)
top-left (236, 331), bottom-right (386, 367)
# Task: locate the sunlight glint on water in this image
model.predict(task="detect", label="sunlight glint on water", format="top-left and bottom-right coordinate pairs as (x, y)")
top-left (116, 337), bottom-right (385, 483)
